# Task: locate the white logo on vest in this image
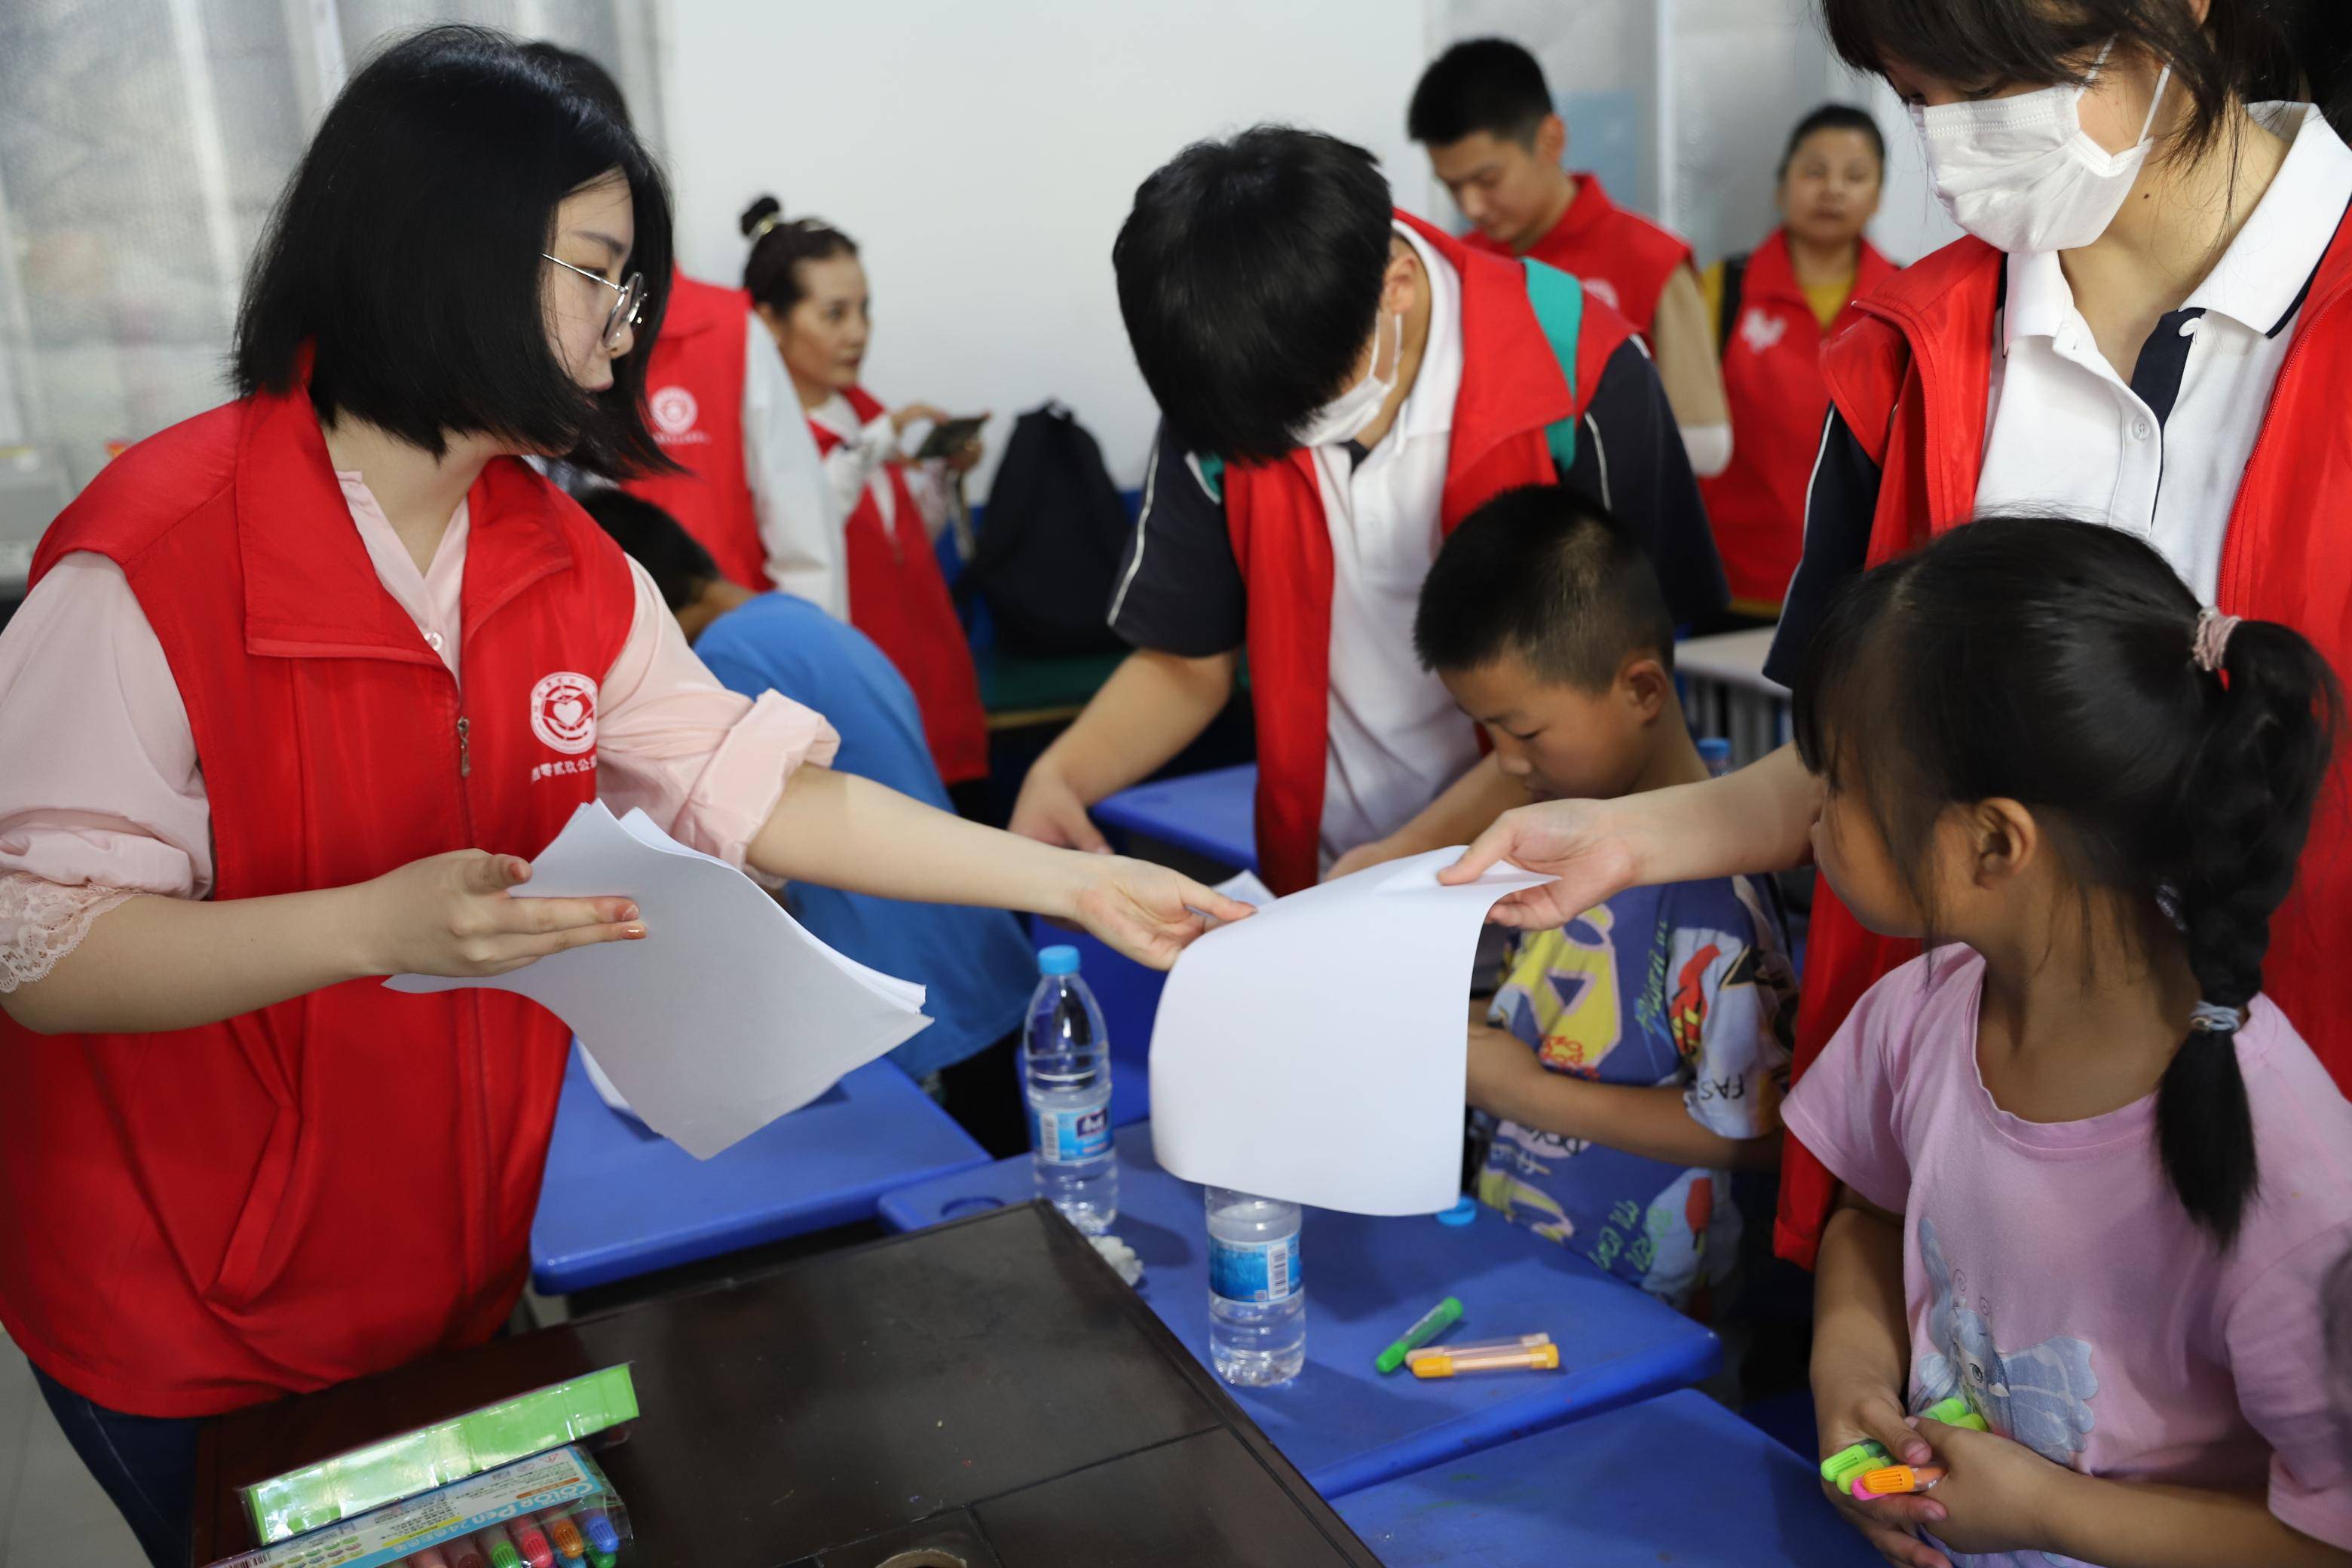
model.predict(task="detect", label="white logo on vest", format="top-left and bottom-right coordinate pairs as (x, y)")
top-left (529, 671), bottom-right (598, 756)
top-left (1740, 308), bottom-right (1787, 356)
top-left (650, 385), bottom-right (705, 445)
top-left (1584, 277), bottom-right (1622, 312)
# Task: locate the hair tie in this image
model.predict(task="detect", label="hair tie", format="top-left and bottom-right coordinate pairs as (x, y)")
top-left (2192, 606), bottom-right (2240, 673)
top-left (2189, 1001), bottom-right (2242, 1034)
top-left (747, 211), bottom-right (785, 244)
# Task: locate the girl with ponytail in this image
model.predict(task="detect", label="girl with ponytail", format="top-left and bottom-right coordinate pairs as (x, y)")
top-left (1780, 516), bottom-right (2352, 1568)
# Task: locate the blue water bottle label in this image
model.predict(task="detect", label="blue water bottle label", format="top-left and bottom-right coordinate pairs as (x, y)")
top-left (1208, 1233), bottom-right (1301, 1303)
top-left (1030, 1098), bottom-right (1110, 1164)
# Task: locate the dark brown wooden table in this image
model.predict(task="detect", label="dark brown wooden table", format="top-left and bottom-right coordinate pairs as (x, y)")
top-left (193, 1202), bottom-right (1380, 1566)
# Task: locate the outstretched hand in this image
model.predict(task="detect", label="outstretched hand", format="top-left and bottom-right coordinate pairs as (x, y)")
top-left (1070, 856), bottom-right (1254, 969)
top-left (1436, 798), bottom-right (1637, 928)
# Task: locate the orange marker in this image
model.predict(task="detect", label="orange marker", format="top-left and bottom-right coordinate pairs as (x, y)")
top-left (1851, 1464), bottom-right (1946, 1499)
top-left (540, 1510), bottom-right (587, 1561)
top-left (1410, 1341), bottom-right (1561, 1378)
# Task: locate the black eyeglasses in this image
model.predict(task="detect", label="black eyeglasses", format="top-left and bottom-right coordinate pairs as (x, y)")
top-left (542, 254), bottom-right (645, 352)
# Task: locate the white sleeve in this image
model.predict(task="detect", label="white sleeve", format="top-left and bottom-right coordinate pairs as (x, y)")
top-left (740, 314), bottom-right (847, 619)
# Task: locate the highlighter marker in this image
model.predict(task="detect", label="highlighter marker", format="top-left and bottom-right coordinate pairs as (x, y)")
top-left (510, 1511), bottom-right (556, 1568)
top-left (587, 1552), bottom-right (617, 1568)
top-left (409, 1550), bottom-right (453, 1568)
top-left (449, 1537), bottom-right (490, 1568)
top-left (1853, 1464), bottom-right (1946, 1499)
top-left (480, 1521), bottom-right (525, 1568)
top-left (1818, 1395), bottom-right (1988, 1487)
top-left (1410, 1341), bottom-right (1561, 1378)
top-left (1405, 1333), bottom-right (1550, 1367)
top-left (541, 1510), bottom-right (587, 1561)
top-left (1374, 1296), bottom-right (1464, 1374)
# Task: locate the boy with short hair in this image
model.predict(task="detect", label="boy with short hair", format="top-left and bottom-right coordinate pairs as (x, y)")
top-left (1011, 125), bottom-right (1723, 895)
top-left (1409, 38), bottom-right (1732, 476)
top-left (1415, 484), bottom-right (1791, 1312)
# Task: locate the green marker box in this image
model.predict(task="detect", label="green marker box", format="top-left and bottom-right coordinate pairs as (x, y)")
top-left (241, 1365), bottom-right (639, 1545)
top-left (207, 1444), bottom-right (632, 1568)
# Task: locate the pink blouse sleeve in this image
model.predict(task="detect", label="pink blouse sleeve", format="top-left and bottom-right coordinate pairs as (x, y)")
top-left (595, 559), bottom-right (838, 868)
top-left (0, 552), bottom-right (213, 991)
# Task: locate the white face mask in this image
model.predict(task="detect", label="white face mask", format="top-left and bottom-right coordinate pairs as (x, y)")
top-left (1912, 41), bottom-right (2171, 255)
top-left (1294, 310), bottom-right (1400, 448)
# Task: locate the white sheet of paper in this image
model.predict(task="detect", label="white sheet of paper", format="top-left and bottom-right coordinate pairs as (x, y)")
top-left (386, 802), bottom-right (930, 1158)
top-left (1208, 869), bottom-right (1277, 927)
top-left (1149, 847), bottom-right (1554, 1215)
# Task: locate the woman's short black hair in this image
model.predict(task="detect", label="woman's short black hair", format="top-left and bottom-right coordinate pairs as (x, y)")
top-left (576, 487), bottom-right (719, 611)
top-left (1778, 103), bottom-right (1886, 182)
top-left (1818, 0), bottom-right (2311, 164)
top-left (234, 25), bottom-right (675, 477)
top-left (1113, 125), bottom-right (1393, 463)
top-left (1408, 38), bottom-right (1554, 147)
top-left (737, 195), bottom-right (859, 318)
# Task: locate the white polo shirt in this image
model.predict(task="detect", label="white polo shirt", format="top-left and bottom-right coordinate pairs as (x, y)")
top-left (1974, 103), bottom-right (2352, 602)
top-left (1314, 219), bottom-right (1481, 869)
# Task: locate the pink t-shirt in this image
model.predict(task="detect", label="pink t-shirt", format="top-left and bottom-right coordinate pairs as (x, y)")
top-left (1784, 947), bottom-right (2352, 1566)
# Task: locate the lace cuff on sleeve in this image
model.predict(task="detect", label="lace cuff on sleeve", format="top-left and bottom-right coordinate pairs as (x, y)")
top-left (0, 872), bottom-right (141, 993)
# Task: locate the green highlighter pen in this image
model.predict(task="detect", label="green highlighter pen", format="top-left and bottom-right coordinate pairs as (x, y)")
top-left (1818, 1395), bottom-right (1989, 1488)
top-left (1374, 1297), bottom-right (1465, 1374)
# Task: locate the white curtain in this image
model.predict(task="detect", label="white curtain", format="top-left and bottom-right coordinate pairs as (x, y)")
top-left (0, 0), bottom-right (663, 577)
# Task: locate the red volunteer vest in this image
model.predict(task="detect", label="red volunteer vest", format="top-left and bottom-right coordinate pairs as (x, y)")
top-left (1, 379), bottom-right (635, 1416)
top-left (1468, 173), bottom-right (1695, 336)
top-left (1231, 210), bottom-right (1635, 895)
top-left (1700, 231), bottom-right (1898, 608)
top-left (807, 387), bottom-right (989, 785)
top-left (1775, 226), bottom-right (2352, 1269)
top-left (623, 271), bottom-right (766, 590)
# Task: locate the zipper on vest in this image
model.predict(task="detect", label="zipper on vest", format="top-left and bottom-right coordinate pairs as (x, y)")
top-left (456, 714), bottom-right (471, 778)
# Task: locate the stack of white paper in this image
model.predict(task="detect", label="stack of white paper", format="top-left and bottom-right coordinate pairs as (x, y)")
top-left (387, 802), bottom-right (930, 1158)
top-left (1149, 848), bottom-right (1555, 1215)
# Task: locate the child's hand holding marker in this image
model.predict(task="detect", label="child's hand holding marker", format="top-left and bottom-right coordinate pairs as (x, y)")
top-left (1815, 1382), bottom-right (1952, 1568)
top-left (1894, 1415), bottom-right (2072, 1563)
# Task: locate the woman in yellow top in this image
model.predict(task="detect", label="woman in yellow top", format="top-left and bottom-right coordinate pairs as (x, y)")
top-left (1698, 106), bottom-right (1895, 614)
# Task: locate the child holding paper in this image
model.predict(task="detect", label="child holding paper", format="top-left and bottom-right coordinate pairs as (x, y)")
top-left (0, 32), bottom-right (1245, 1566)
top-left (1413, 485), bottom-right (1794, 1314)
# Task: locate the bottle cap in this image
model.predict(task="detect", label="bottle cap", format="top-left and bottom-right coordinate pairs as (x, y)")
top-left (1436, 1196), bottom-right (1478, 1227)
top-left (1039, 945), bottom-right (1081, 976)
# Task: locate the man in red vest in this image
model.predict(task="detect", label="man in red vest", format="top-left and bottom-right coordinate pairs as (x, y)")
top-left (1008, 127), bottom-right (1723, 895)
top-left (1408, 38), bottom-right (1734, 482)
top-left (520, 44), bottom-right (841, 610)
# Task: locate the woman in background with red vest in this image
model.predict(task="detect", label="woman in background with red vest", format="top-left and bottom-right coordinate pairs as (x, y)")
top-left (1699, 105), bottom-right (1895, 616)
top-left (0, 32), bottom-right (1242, 1567)
top-left (737, 197), bottom-right (991, 795)
top-left (518, 45), bottom-right (842, 612)
top-left (1445, 0), bottom-right (2352, 1272)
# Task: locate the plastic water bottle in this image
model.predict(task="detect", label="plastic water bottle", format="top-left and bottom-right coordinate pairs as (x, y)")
top-left (1205, 1188), bottom-right (1306, 1385)
top-left (1698, 736), bottom-right (1734, 778)
top-left (1024, 945), bottom-right (1116, 1233)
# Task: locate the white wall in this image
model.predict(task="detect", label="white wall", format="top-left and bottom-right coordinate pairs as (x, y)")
top-left (658, 0), bottom-right (1429, 495)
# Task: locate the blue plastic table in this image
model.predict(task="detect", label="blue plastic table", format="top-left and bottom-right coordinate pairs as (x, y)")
top-left (531, 1049), bottom-right (991, 1294)
top-left (877, 1124), bottom-right (1720, 1498)
top-left (1336, 1389), bottom-right (1882, 1566)
top-left (1093, 763), bottom-right (1258, 871)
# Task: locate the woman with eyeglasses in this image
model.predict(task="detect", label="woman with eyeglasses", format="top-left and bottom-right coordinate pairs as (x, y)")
top-left (0, 29), bottom-right (1245, 1566)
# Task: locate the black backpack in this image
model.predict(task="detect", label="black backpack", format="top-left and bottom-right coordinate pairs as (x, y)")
top-left (959, 402), bottom-right (1133, 657)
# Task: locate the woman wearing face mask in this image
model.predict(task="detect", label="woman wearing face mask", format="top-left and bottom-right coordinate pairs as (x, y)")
top-left (0, 33), bottom-right (1245, 1565)
top-left (737, 196), bottom-right (989, 798)
top-left (1441, 0), bottom-right (2352, 1276)
top-left (1698, 103), bottom-right (1894, 616)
